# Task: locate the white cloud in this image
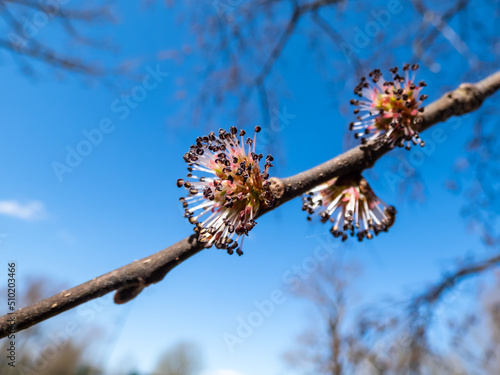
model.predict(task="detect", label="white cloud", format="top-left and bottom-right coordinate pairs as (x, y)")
top-left (0, 200), bottom-right (47, 220)
top-left (201, 370), bottom-right (248, 375)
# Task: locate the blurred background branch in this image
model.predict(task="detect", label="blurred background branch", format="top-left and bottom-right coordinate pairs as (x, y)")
top-left (0, 0), bottom-right (121, 79)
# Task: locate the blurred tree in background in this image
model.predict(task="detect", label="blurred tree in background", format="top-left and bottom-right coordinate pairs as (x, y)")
top-left (0, 278), bottom-right (105, 375)
top-left (152, 341), bottom-right (202, 375)
top-left (0, 279), bottom-right (204, 375)
top-left (285, 258), bottom-right (500, 374)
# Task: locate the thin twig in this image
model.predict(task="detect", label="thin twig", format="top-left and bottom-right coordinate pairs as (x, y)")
top-left (255, 0), bottom-right (341, 85)
top-left (413, 253), bottom-right (500, 308)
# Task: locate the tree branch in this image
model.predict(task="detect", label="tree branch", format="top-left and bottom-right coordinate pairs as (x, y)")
top-left (1, 70), bottom-right (500, 339)
top-left (413, 252), bottom-right (500, 308)
top-left (0, 0), bottom-right (115, 77)
top-left (255, 0), bottom-right (341, 85)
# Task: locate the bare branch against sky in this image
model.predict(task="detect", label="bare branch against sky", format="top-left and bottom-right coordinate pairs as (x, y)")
top-left (2, 69), bottom-right (500, 339)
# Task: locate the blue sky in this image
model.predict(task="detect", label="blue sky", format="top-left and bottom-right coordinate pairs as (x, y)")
top-left (0, 1), bottom-right (498, 374)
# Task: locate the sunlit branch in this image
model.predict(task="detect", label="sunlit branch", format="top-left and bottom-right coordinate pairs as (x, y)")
top-left (0, 70), bottom-right (499, 339)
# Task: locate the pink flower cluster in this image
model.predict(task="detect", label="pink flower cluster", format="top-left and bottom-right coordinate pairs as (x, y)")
top-left (350, 64), bottom-right (428, 149)
top-left (177, 126), bottom-right (274, 255)
top-left (303, 175), bottom-right (396, 241)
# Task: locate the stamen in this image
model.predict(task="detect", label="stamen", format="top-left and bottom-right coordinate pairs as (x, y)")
top-left (302, 175), bottom-right (396, 242)
top-left (177, 126), bottom-right (275, 255)
top-left (350, 64), bottom-right (427, 149)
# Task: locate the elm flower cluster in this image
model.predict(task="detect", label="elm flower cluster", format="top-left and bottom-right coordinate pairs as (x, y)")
top-left (177, 126), bottom-right (274, 255)
top-left (350, 64), bottom-right (428, 149)
top-left (302, 175), bottom-right (396, 242)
